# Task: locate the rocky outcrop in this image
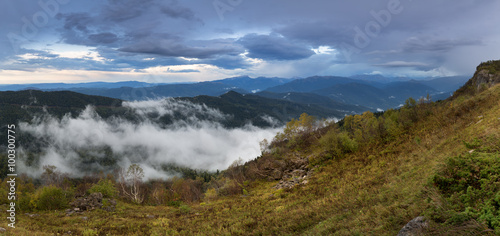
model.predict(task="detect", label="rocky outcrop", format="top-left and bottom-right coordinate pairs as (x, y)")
top-left (70, 192), bottom-right (103, 211)
top-left (273, 168), bottom-right (313, 189)
top-left (453, 61), bottom-right (500, 97)
top-left (272, 154), bottom-right (314, 189)
top-left (67, 192), bottom-right (117, 215)
top-left (397, 216), bottom-right (428, 236)
top-left (460, 61), bottom-right (500, 92)
top-left (244, 149), bottom-right (315, 189)
top-left (472, 69), bottom-right (500, 89)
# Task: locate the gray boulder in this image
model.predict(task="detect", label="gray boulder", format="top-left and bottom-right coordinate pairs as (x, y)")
top-left (70, 192), bottom-right (103, 211)
top-left (397, 216), bottom-right (428, 236)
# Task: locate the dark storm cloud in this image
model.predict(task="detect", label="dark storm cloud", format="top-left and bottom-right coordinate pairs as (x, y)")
top-left (202, 55), bottom-right (251, 70)
top-left (238, 34), bottom-right (315, 61)
top-left (52, 0), bottom-right (213, 63)
top-left (60, 12), bottom-right (92, 32)
top-left (373, 61), bottom-right (435, 71)
top-left (401, 37), bottom-right (482, 53)
top-left (102, 0), bottom-right (155, 22)
top-left (160, 5), bottom-right (197, 21)
top-left (57, 12), bottom-right (96, 45)
top-left (102, 0), bottom-right (202, 23)
top-left (9, 45), bottom-right (249, 72)
top-left (274, 21), bottom-right (353, 48)
top-left (119, 38), bottom-right (243, 59)
top-left (88, 33), bottom-right (119, 44)
top-left (91, 47), bottom-right (199, 70)
top-left (95, 44), bottom-right (247, 71)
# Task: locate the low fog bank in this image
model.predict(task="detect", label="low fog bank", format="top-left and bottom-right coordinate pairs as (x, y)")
top-left (17, 99), bottom-right (281, 180)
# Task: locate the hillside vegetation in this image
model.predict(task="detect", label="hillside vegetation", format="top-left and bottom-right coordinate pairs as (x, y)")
top-left (1, 62), bottom-right (500, 235)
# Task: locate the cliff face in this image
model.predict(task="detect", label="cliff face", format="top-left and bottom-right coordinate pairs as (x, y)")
top-left (472, 67), bottom-right (500, 89)
top-left (455, 60), bottom-right (500, 96)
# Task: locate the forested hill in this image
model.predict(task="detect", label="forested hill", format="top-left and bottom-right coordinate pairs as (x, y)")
top-left (0, 90), bottom-right (122, 108)
top-left (0, 90), bottom-right (124, 133)
top-left (182, 91), bottom-right (356, 127)
top-left (0, 90), bottom-right (126, 151)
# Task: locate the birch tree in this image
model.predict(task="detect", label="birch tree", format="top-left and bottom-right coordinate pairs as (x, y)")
top-left (119, 164), bottom-right (145, 204)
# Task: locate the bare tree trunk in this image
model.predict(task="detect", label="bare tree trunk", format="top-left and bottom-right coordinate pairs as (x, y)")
top-left (118, 165), bottom-right (145, 204)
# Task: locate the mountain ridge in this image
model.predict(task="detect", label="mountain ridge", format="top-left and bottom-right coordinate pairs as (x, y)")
top-left (0, 75), bottom-right (471, 112)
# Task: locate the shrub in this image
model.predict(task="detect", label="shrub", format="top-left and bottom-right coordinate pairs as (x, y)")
top-left (34, 186), bottom-right (71, 211)
top-left (217, 178), bottom-right (243, 196)
top-left (18, 193), bottom-right (36, 212)
top-left (432, 151), bottom-right (500, 231)
top-left (274, 113), bottom-right (321, 146)
top-left (463, 138), bottom-right (482, 149)
top-left (338, 132), bottom-right (358, 153)
top-left (319, 130), bottom-right (358, 159)
top-left (146, 181), bottom-right (168, 205)
top-left (88, 179), bottom-right (118, 198)
top-left (319, 128), bottom-right (342, 157)
top-left (479, 192), bottom-right (500, 231)
top-left (14, 176), bottom-right (37, 212)
top-left (0, 179), bottom-right (9, 205)
top-left (167, 200), bottom-right (182, 207)
top-left (170, 177), bottom-right (203, 202)
top-left (204, 188), bottom-right (218, 201)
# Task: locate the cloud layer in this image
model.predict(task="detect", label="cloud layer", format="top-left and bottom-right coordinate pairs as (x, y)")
top-left (18, 99), bottom-right (280, 180)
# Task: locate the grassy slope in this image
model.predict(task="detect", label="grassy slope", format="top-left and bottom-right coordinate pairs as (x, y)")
top-left (6, 84), bottom-right (500, 235)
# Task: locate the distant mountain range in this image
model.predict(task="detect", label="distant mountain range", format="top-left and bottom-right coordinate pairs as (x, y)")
top-left (255, 91), bottom-right (369, 113)
top-left (211, 76), bottom-right (295, 93)
top-left (0, 74), bottom-right (470, 112)
top-left (0, 81), bottom-right (164, 91)
top-left (64, 81), bottom-right (249, 100)
top-left (262, 75), bottom-right (468, 109)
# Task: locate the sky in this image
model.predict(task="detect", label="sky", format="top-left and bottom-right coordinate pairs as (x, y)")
top-left (1, 0), bottom-right (499, 84)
